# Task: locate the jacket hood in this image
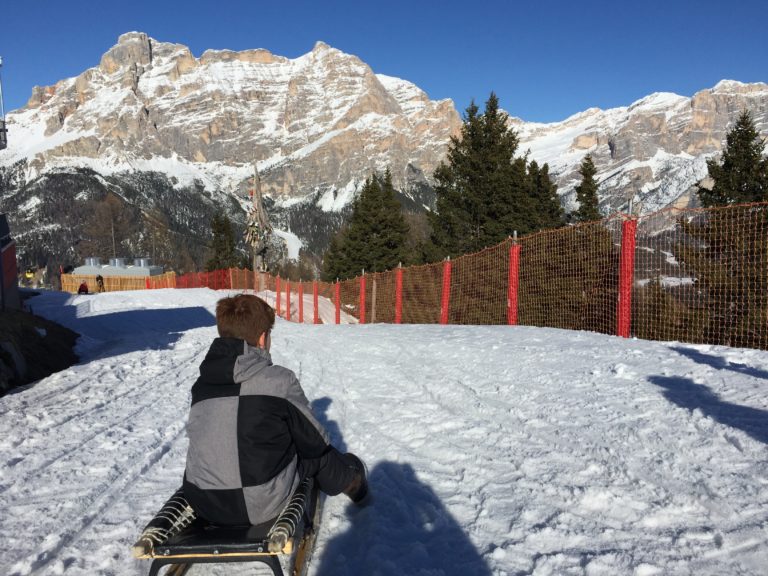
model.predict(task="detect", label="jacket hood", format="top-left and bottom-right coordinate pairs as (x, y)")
top-left (198, 337), bottom-right (272, 385)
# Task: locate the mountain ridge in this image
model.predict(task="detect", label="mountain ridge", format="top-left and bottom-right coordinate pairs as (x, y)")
top-left (0, 32), bottom-right (766, 277)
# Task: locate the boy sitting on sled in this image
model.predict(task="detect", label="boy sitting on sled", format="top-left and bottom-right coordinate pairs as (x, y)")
top-left (183, 294), bottom-right (368, 528)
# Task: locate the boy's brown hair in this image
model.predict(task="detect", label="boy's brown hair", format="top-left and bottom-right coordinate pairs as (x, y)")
top-left (216, 294), bottom-right (275, 346)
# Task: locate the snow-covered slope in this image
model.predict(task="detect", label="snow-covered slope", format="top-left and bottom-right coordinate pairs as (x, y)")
top-left (1, 288), bottom-right (766, 575)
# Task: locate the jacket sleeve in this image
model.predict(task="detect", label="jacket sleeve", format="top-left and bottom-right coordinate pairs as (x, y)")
top-left (284, 376), bottom-right (331, 444)
top-left (285, 399), bottom-right (330, 458)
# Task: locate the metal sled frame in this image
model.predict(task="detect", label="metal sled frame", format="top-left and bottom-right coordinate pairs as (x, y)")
top-left (133, 478), bottom-right (319, 576)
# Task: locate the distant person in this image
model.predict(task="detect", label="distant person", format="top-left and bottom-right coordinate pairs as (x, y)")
top-left (96, 275), bottom-right (105, 293)
top-left (77, 281), bottom-right (88, 295)
top-left (183, 294), bottom-right (368, 527)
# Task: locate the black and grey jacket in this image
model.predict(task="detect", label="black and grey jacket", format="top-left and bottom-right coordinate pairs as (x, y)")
top-left (183, 337), bottom-right (330, 526)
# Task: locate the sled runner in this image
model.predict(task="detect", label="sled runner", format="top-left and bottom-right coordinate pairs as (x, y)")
top-left (132, 478), bottom-right (322, 576)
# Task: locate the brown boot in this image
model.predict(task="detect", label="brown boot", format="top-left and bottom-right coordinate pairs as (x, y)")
top-left (342, 453), bottom-right (369, 504)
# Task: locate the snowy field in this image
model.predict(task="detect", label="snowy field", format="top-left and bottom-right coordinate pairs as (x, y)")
top-left (1, 288), bottom-right (767, 576)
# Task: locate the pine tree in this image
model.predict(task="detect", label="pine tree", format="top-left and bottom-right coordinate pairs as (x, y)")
top-left (322, 229), bottom-right (349, 281)
top-left (573, 154), bottom-right (601, 222)
top-left (321, 171), bottom-right (409, 281)
top-left (698, 110), bottom-right (768, 207)
top-left (528, 160), bottom-right (565, 230)
top-left (206, 212), bottom-right (239, 271)
top-left (672, 111), bottom-right (768, 347)
top-left (426, 93), bottom-right (562, 261)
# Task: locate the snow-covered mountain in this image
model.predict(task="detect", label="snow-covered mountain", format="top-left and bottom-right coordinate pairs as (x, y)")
top-left (0, 31), bottom-right (766, 274)
top-left (513, 80), bottom-right (768, 214)
top-left (2, 31), bottom-right (459, 202)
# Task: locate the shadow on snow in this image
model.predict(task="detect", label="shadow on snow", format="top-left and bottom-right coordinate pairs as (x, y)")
top-left (310, 397), bottom-right (491, 575)
top-left (28, 291), bottom-right (215, 360)
top-left (648, 375), bottom-right (768, 444)
top-left (313, 460), bottom-right (492, 576)
top-left (671, 345), bottom-right (768, 381)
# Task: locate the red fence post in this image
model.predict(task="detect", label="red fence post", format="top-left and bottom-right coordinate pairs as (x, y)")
top-left (395, 263), bottom-right (403, 324)
top-left (298, 282), bottom-right (304, 323)
top-left (334, 281), bottom-right (341, 325)
top-left (276, 276), bottom-right (282, 316)
top-left (286, 281), bottom-right (291, 322)
top-left (359, 272), bottom-right (366, 324)
top-left (440, 257), bottom-right (452, 324)
top-left (145, 277), bottom-right (150, 289)
top-left (507, 243), bottom-right (521, 325)
top-left (313, 281), bottom-right (319, 324)
top-left (616, 218), bottom-right (638, 338)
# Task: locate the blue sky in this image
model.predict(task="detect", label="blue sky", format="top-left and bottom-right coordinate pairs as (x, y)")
top-left (1, 0), bottom-right (766, 122)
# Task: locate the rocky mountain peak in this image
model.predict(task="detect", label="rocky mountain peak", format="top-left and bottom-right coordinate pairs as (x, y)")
top-left (100, 32), bottom-right (153, 73)
top-left (4, 32), bottom-right (461, 202)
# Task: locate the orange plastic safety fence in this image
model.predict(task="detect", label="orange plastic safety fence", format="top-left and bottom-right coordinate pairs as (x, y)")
top-left (157, 202), bottom-right (768, 350)
top-left (450, 241), bottom-right (511, 325)
top-left (632, 203), bottom-right (768, 350)
top-left (517, 218), bottom-right (622, 334)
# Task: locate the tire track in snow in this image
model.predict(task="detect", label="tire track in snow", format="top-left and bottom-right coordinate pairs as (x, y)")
top-left (9, 415), bottom-right (188, 576)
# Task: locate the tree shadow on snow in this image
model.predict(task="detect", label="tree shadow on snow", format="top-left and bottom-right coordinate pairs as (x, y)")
top-left (28, 292), bottom-right (215, 360)
top-left (671, 345), bottom-right (768, 381)
top-left (648, 375), bottom-right (768, 444)
top-left (314, 460), bottom-right (492, 576)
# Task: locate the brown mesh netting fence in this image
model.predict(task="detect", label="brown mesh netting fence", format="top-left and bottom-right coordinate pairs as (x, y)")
top-left (61, 203), bottom-right (768, 350)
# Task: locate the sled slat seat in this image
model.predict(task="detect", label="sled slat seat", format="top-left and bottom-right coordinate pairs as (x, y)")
top-left (133, 479), bottom-right (314, 576)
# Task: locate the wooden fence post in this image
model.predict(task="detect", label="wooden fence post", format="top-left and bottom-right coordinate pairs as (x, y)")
top-left (286, 281), bottom-right (291, 322)
top-left (334, 280), bottom-right (341, 325)
top-left (616, 217), bottom-right (637, 338)
top-left (313, 281), bottom-right (319, 324)
top-left (507, 243), bottom-right (522, 325)
top-left (298, 282), bottom-right (304, 323)
top-left (440, 257), bottom-right (452, 324)
top-left (359, 271), bottom-right (366, 324)
top-left (395, 263), bottom-right (403, 324)
top-left (276, 275), bottom-right (282, 316)
top-left (371, 276), bottom-right (377, 324)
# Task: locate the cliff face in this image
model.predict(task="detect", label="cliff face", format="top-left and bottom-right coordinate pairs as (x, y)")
top-left (9, 32), bottom-right (461, 201)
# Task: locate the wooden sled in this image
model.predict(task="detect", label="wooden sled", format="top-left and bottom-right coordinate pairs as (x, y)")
top-left (132, 478), bottom-right (322, 576)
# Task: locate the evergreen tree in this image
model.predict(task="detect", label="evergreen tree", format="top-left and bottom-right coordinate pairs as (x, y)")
top-left (322, 171), bottom-right (409, 281)
top-left (698, 110), bottom-right (768, 207)
top-left (573, 154), bottom-right (601, 222)
top-left (206, 212), bottom-right (239, 271)
top-left (321, 231), bottom-right (348, 281)
top-left (528, 160), bottom-right (565, 230)
top-left (426, 93), bottom-right (562, 261)
top-left (672, 112), bottom-right (768, 347)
